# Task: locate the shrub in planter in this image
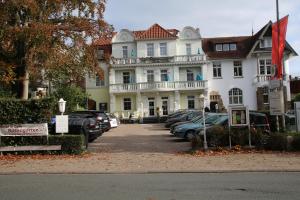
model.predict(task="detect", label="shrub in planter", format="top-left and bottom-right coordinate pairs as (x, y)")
top-left (291, 135), bottom-right (300, 151)
top-left (262, 133), bottom-right (287, 151)
top-left (0, 135), bottom-right (85, 155)
top-left (206, 125), bottom-right (229, 148)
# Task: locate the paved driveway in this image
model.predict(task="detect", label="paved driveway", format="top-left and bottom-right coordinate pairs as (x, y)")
top-left (88, 124), bottom-right (191, 153)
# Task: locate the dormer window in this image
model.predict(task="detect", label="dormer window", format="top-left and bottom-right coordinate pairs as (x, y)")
top-left (215, 43), bottom-right (237, 52)
top-left (260, 37), bottom-right (272, 48)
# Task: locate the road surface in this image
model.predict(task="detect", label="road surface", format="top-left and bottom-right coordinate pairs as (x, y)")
top-left (0, 172), bottom-right (299, 200)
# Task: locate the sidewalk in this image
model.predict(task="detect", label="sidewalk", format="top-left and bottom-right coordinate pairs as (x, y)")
top-left (1, 124), bottom-right (300, 174)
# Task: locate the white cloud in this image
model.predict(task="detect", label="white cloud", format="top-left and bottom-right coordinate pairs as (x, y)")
top-left (104, 0), bottom-right (300, 74)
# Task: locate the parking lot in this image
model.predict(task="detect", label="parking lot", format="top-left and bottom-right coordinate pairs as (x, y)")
top-left (88, 123), bottom-right (191, 153)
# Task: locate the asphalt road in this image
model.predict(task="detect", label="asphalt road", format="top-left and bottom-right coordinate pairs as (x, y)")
top-left (0, 172), bottom-right (299, 200)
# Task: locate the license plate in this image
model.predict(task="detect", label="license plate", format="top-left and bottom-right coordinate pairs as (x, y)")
top-left (104, 120), bottom-right (108, 122)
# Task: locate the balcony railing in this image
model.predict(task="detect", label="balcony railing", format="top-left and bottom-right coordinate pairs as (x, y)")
top-left (110, 80), bottom-right (207, 93)
top-left (110, 54), bottom-right (206, 66)
top-left (256, 75), bottom-right (272, 82)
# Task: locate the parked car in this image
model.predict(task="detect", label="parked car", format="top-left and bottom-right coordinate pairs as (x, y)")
top-left (173, 113), bottom-right (226, 140)
top-left (195, 111), bottom-right (270, 137)
top-left (169, 115), bottom-right (204, 134)
top-left (49, 114), bottom-right (103, 148)
top-left (71, 110), bottom-right (111, 132)
top-left (165, 110), bottom-right (202, 128)
top-left (107, 113), bottom-right (120, 128)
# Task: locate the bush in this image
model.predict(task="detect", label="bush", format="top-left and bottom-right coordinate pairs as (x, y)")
top-left (290, 135), bottom-right (300, 151)
top-left (0, 97), bottom-right (55, 124)
top-left (262, 133), bottom-right (287, 151)
top-left (206, 125), bottom-right (229, 148)
top-left (0, 135), bottom-right (85, 154)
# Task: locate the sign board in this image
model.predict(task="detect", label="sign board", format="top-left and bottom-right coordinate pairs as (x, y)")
top-left (0, 123), bottom-right (48, 136)
top-left (55, 115), bottom-right (69, 133)
top-left (228, 106), bottom-right (249, 127)
top-left (295, 102), bottom-right (300, 132)
top-left (269, 88), bottom-right (284, 115)
top-left (269, 79), bottom-right (282, 89)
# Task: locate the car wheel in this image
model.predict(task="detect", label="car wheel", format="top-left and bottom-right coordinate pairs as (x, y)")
top-left (185, 130), bottom-right (196, 141)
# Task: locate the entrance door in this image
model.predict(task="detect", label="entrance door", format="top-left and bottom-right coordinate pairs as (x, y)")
top-left (148, 98), bottom-right (155, 116)
top-left (162, 97), bottom-right (168, 116)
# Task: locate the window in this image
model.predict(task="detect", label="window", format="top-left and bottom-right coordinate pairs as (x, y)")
top-left (216, 44), bottom-right (223, 51)
top-left (123, 98), bottom-right (131, 110)
top-left (97, 49), bottom-right (104, 60)
top-left (147, 70), bottom-right (154, 83)
top-left (186, 43), bottom-right (192, 55)
top-left (213, 62), bottom-right (222, 78)
top-left (147, 43), bottom-right (154, 57)
top-left (160, 43), bottom-right (167, 56)
top-left (96, 75), bottom-right (105, 86)
top-left (161, 69), bottom-right (168, 81)
top-left (263, 87), bottom-right (269, 104)
top-left (259, 59), bottom-right (272, 75)
top-left (229, 88), bottom-right (243, 105)
top-left (187, 69), bottom-right (194, 81)
top-left (215, 43), bottom-right (237, 51)
top-left (233, 61), bottom-right (243, 77)
top-left (122, 46), bottom-right (128, 58)
top-left (223, 44), bottom-right (229, 51)
top-left (260, 37), bottom-right (272, 48)
top-left (123, 72), bottom-right (130, 84)
top-left (230, 43), bottom-right (237, 51)
top-left (187, 96), bottom-right (195, 109)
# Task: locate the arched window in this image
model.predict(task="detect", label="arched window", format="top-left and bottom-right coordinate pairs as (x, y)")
top-left (229, 88), bottom-right (243, 105)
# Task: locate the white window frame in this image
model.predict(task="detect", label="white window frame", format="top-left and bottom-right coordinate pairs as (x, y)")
top-left (223, 43), bottom-right (229, 51)
top-left (233, 61), bottom-right (243, 78)
top-left (260, 37), bottom-right (272, 48)
top-left (147, 43), bottom-right (154, 57)
top-left (229, 88), bottom-right (243, 105)
top-left (187, 96), bottom-right (195, 109)
top-left (230, 43), bottom-right (237, 51)
top-left (160, 43), bottom-right (167, 56)
top-left (96, 75), bottom-right (105, 87)
top-left (147, 70), bottom-right (154, 83)
top-left (259, 59), bottom-right (272, 75)
top-left (216, 44), bottom-right (222, 51)
top-left (186, 69), bottom-right (194, 81)
top-left (263, 86), bottom-right (269, 105)
top-left (186, 43), bottom-right (192, 55)
top-left (123, 98), bottom-right (132, 111)
top-left (123, 72), bottom-right (130, 84)
top-left (122, 46), bottom-right (128, 58)
top-left (160, 69), bottom-right (168, 82)
top-left (213, 62), bottom-right (222, 78)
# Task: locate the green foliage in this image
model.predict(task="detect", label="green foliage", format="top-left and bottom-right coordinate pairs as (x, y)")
top-left (52, 85), bottom-right (88, 113)
top-left (0, 98), bottom-right (55, 124)
top-left (290, 135), bottom-right (300, 151)
top-left (261, 133), bottom-right (287, 151)
top-left (206, 125), bottom-right (229, 148)
top-left (293, 93), bottom-right (300, 102)
top-left (0, 135), bottom-right (85, 155)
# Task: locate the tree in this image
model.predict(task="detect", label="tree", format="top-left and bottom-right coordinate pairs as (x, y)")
top-left (0, 0), bottom-right (111, 99)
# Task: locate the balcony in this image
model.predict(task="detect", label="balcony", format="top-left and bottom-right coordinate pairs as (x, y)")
top-left (110, 54), bottom-right (206, 66)
top-left (110, 80), bottom-right (207, 93)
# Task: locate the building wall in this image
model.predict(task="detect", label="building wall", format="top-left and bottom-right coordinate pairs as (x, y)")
top-left (87, 87), bottom-right (110, 111)
top-left (176, 39), bottom-right (203, 55)
top-left (207, 58), bottom-right (258, 110)
top-left (136, 40), bottom-right (177, 57)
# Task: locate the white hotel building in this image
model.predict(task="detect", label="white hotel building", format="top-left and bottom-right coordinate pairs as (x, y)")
top-left (86, 22), bottom-right (297, 118)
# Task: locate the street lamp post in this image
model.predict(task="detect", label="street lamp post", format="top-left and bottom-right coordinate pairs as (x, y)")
top-left (58, 98), bottom-right (66, 115)
top-left (200, 94), bottom-right (208, 151)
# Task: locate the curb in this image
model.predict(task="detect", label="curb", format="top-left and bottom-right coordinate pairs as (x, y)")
top-left (1, 169), bottom-right (300, 175)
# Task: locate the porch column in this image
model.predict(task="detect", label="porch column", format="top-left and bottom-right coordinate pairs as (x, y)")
top-left (155, 92), bottom-right (161, 115)
top-left (109, 68), bottom-right (115, 84)
top-left (110, 94), bottom-right (116, 113)
top-left (173, 66), bottom-right (180, 82)
top-left (136, 92), bottom-right (142, 116)
top-left (174, 90), bottom-right (180, 111)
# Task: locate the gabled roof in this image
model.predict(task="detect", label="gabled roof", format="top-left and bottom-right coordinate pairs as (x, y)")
top-left (136, 24), bottom-right (178, 40)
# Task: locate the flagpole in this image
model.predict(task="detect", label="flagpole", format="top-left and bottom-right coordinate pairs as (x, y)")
top-left (276, 0), bottom-right (285, 132)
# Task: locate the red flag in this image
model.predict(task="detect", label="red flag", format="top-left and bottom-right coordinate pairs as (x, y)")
top-left (272, 16), bottom-right (288, 80)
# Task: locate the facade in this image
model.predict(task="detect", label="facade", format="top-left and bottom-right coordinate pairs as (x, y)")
top-left (87, 21), bottom-right (297, 118)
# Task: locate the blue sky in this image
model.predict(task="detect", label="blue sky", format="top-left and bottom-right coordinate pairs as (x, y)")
top-left (104, 0), bottom-right (300, 75)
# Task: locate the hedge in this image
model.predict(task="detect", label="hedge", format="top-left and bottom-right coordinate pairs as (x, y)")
top-left (201, 127), bottom-right (300, 151)
top-left (0, 98), bottom-right (55, 125)
top-left (0, 135), bottom-right (85, 154)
